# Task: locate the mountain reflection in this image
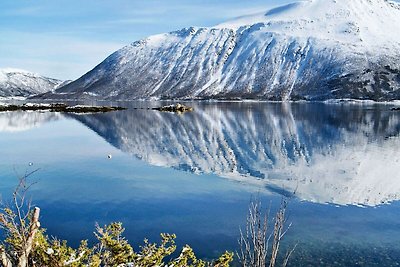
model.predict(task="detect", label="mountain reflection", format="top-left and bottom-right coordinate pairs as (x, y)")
top-left (6, 102), bottom-right (399, 206)
top-left (68, 103), bottom-right (400, 206)
top-left (0, 111), bottom-right (60, 132)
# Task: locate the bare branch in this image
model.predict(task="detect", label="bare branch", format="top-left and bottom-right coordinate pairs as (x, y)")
top-left (282, 243), bottom-right (298, 267)
top-left (238, 197), bottom-right (294, 267)
top-left (0, 246), bottom-right (12, 267)
top-left (0, 168), bottom-right (41, 267)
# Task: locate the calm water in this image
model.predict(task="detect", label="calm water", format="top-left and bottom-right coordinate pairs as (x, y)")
top-left (0, 102), bottom-right (400, 266)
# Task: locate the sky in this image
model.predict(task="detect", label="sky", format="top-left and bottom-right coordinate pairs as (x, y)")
top-left (0, 0), bottom-right (292, 80)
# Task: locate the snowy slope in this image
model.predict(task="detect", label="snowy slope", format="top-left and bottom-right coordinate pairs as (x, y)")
top-left (45, 0), bottom-right (400, 101)
top-left (69, 103), bottom-right (400, 206)
top-left (0, 68), bottom-right (63, 97)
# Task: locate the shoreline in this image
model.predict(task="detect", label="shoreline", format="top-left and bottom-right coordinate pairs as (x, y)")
top-left (0, 103), bottom-right (126, 113)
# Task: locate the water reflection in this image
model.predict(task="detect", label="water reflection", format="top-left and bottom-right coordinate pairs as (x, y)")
top-left (60, 102), bottom-right (400, 207)
top-left (1, 103), bottom-right (400, 264)
top-left (0, 111), bottom-right (60, 132)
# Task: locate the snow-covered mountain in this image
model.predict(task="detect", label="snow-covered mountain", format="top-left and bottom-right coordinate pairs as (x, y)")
top-left (43, 0), bottom-right (400, 101)
top-left (0, 68), bottom-right (63, 98)
top-left (68, 103), bottom-right (400, 206)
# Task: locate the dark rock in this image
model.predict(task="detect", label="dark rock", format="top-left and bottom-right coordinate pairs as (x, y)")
top-left (0, 103), bottom-right (126, 113)
top-left (152, 103), bottom-right (194, 113)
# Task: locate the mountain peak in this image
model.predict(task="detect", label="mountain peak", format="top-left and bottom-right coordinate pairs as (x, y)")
top-left (216, 0), bottom-right (400, 47)
top-left (0, 68), bottom-right (37, 75)
top-left (0, 68), bottom-right (38, 83)
top-left (0, 68), bottom-right (63, 98)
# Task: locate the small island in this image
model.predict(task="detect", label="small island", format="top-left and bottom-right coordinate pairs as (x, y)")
top-left (152, 103), bottom-right (194, 113)
top-left (0, 103), bottom-right (126, 113)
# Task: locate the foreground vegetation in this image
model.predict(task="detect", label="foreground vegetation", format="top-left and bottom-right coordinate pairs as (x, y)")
top-left (1, 219), bottom-right (232, 267)
top-left (0, 173), bottom-right (293, 267)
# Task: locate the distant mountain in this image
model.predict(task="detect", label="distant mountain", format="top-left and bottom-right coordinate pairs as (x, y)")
top-left (0, 68), bottom-right (64, 98)
top-left (41, 0), bottom-right (400, 101)
top-left (68, 103), bottom-right (400, 206)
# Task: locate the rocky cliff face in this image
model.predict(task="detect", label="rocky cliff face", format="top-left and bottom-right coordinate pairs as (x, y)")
top-left (44, 0), bottom-right (400, 101)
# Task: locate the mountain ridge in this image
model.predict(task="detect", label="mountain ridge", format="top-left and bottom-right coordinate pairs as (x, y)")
top-left (0, 68), bottom-right (64, 98)
top-left (39, 0), bottom-right (400, 101)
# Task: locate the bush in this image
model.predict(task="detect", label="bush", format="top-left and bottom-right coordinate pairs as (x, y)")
top-left (0, 174), bottom-right (233, 267)
top-left (1, 173), bottom-right (293, 267)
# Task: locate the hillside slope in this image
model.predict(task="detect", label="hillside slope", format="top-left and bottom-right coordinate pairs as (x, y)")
top-left (0, 68), bottom-right (63, 97)
top-left (45, 0), bottom-right (400, 101)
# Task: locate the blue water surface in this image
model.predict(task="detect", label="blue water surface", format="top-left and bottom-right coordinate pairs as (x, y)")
top-left (0, 102), bottom-right (399, 266)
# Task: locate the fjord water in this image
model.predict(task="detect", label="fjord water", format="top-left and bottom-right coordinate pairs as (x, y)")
top-left (0, 102), bottom-right (400, 265)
